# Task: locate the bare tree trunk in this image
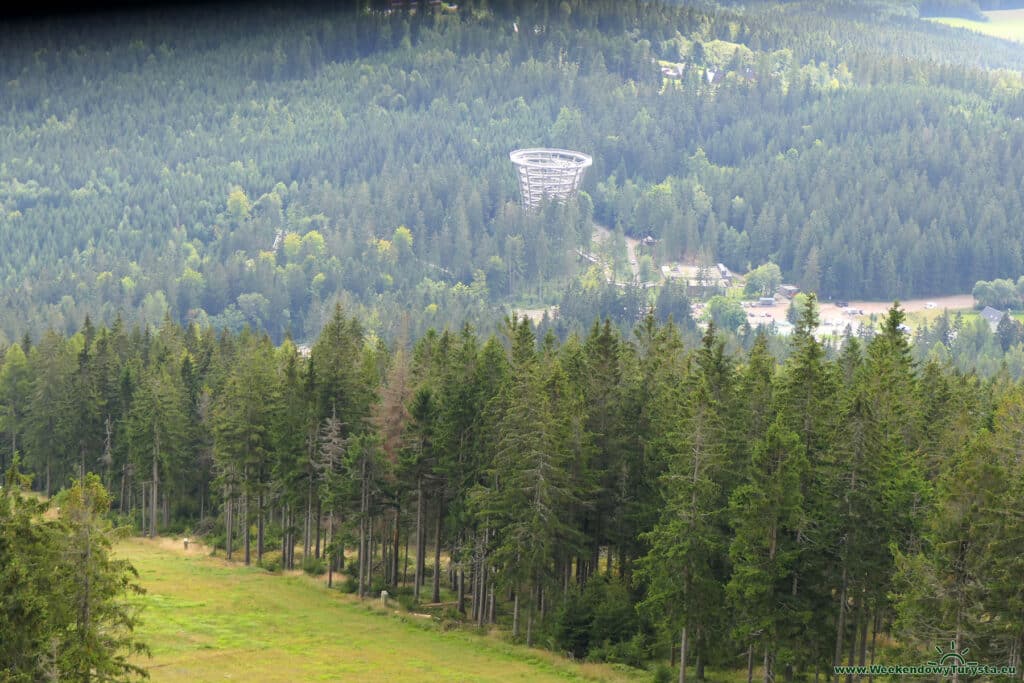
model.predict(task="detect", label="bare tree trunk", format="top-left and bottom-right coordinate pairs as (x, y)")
top-left (747, 644), bottom-right (754, 683)
top-left (403, 525), bottom-right (410, 587)
top-left (358, 454), bottom-right (368, 599)
top-left (304, 479), bottom-right (312, 561)
top-left (225, 489), bottom-right (233, 560)
top-left (868, 609), bottom-right (880, 683)
top-left (150, 449), bottom-right (158, 539)
top-left (457, 569), bottom-right (465, 614)
top-left (141, 482), bottom-right (147, 537)
top-left (432, 504), bottom-right (442, 603)
top-left (328, 516), bottom-right (334, 588)
top-left (257, 491), bottom-right (264, 564)
top-left (367, 513), bottom-right (374, 593)
top-left (315, 498), bottom-right (322, 559)
top-left (858, 608), bottom-right (869, 669)
top-left (476, 555), bottom-right (487, 627)
top-left (764, 646), bottom-right (773, 683)
top-left (526, 590), bottom-right (534, 646)
top-left (282, 503), bottom-right (288, 568)
top-left (488, 581), bottom-right (495, 624)
top-left (414, 478), bottom-right (424, 601)
top-left (679, 626), bottom-right (688, 683)
top-left (512, 591), bottom-right (520, 639)
top-left (243, 482), bottom-right (250, 566)
top-left (846, 599), bottom-right (859, 683)
top-left (391, 509), bottom-right (400, 588)
top-left (449, 543), bottom-right (457, 592)
top-left (119, 465), bottom-right (127, 515)
top-left (358, 513), bottom-right (366, 599)
top-left (834, 567), bottom-right (848, 683)
top-left (696, 635), bottom-right (705, 681)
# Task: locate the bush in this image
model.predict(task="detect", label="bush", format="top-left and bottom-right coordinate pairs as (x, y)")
top-left (586, 632), bottom-right (647, 668)
top-left (192, 516), bottom-right (217, 537)
top-left (553, 575), bottom-right (641, 661)
top-left (553, 586), bottom-right (593, 659)
top-left (651, 663), bottom-right (673, 683)
top-left (302, 555), bottom-right (326, 576)
top-left (439, 606), bottom-right (463, 632)
top-left (207, 532), bottom-right (227, 552)
top-left (397, 593), bottom-right (418, 611)
top-left (259, 550), bottom-right (283, 573)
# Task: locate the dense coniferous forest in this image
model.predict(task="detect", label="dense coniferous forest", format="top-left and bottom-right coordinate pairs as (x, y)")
top-left (4, 299), bottom-right (1024, 678)
top-left (7, 0), bottom-right (1024, 679)
top-left (5, 0), bottom-right (1024, 348)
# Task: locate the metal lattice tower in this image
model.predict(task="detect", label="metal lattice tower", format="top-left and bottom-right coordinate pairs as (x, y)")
top-left (510, 148), bottom-right (592, 211)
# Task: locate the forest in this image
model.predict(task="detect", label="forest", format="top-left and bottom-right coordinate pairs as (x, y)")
top-left (3, 297), bottom-right (1024, 679)
top-left (5, 0), bottom-right (1024, 349)
top-left (7, 0), bottom-right (1024, 679)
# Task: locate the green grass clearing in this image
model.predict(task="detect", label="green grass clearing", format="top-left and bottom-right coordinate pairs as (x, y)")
top-left (930, 9), bottom-right (1024, 43)
top-left (116, 537), bottom-right (646, 682)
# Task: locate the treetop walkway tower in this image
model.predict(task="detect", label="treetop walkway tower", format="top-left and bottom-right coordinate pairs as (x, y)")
top-left (510, 148), bottom-right (592, 211)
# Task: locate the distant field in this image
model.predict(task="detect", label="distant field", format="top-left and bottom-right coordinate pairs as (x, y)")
top-left (930, 10), bottom-right (1024, 42)
top-left (117, 538), bottom-right (643, 683)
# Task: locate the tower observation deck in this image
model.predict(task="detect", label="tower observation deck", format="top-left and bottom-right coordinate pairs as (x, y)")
top-left (510, 148), bottom-right (592, 211)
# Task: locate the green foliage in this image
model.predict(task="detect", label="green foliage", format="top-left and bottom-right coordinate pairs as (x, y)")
top-left (259, 550), bottom-right (283, 573)
top-left (2, 224), bottom-right (1024, 680)
top-left (0, 464), bottom-right (148, 682)
top-left (705, 296), bottom-right (746, 332)
top-left (302, 555), bottom-right (327, 576)
top-left (650, 663), bottom-right (673, 683)
top-left (553, 577), bottom-right (643, 662)
top-left (973, 276), bottom-right (1023, 309)
top-left (4, 0), bottom-right (1024, 346)
top-left (744, 263), bottom-right (783, 297)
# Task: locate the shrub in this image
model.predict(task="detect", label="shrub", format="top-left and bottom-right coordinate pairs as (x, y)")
top-left (302, 555), bottom-right (326, 576)
top-left (553, 586), bottom-right (593, 659)
top-left (260, 550), bottom-right (283, 573)
top-left (651, 663), bottom-right (673, 683)
top-left (206, 532), bottom-right (227, 552)
top-left (586, 632), bottom-right (647, 668)
top-left (396, 593), bottom-right (418, 611)
top-left (553, 575), bottom-right (641, 661)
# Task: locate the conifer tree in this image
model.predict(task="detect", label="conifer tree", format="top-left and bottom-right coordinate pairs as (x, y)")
top-left (727, 420), bottom-right (808, 683)
top-left (126, 364), bottom-right (188, 539)
top-left (638, 325), bottom-right (731, 683)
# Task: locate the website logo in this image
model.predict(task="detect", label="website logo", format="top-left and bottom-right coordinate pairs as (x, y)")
top-left (833, 641), bottom-right (1017, 678)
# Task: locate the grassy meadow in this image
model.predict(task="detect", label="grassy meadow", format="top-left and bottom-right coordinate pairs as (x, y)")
top-left (930, 9), bottom-right (1024, 43)
top-left (116, 537), bottom-right (647, 683)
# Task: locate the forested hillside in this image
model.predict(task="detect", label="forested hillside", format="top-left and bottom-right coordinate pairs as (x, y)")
top-left (4, 0), bottom-right (1024, 345)
top-left (4, 299), bottom-right (1024, 677)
